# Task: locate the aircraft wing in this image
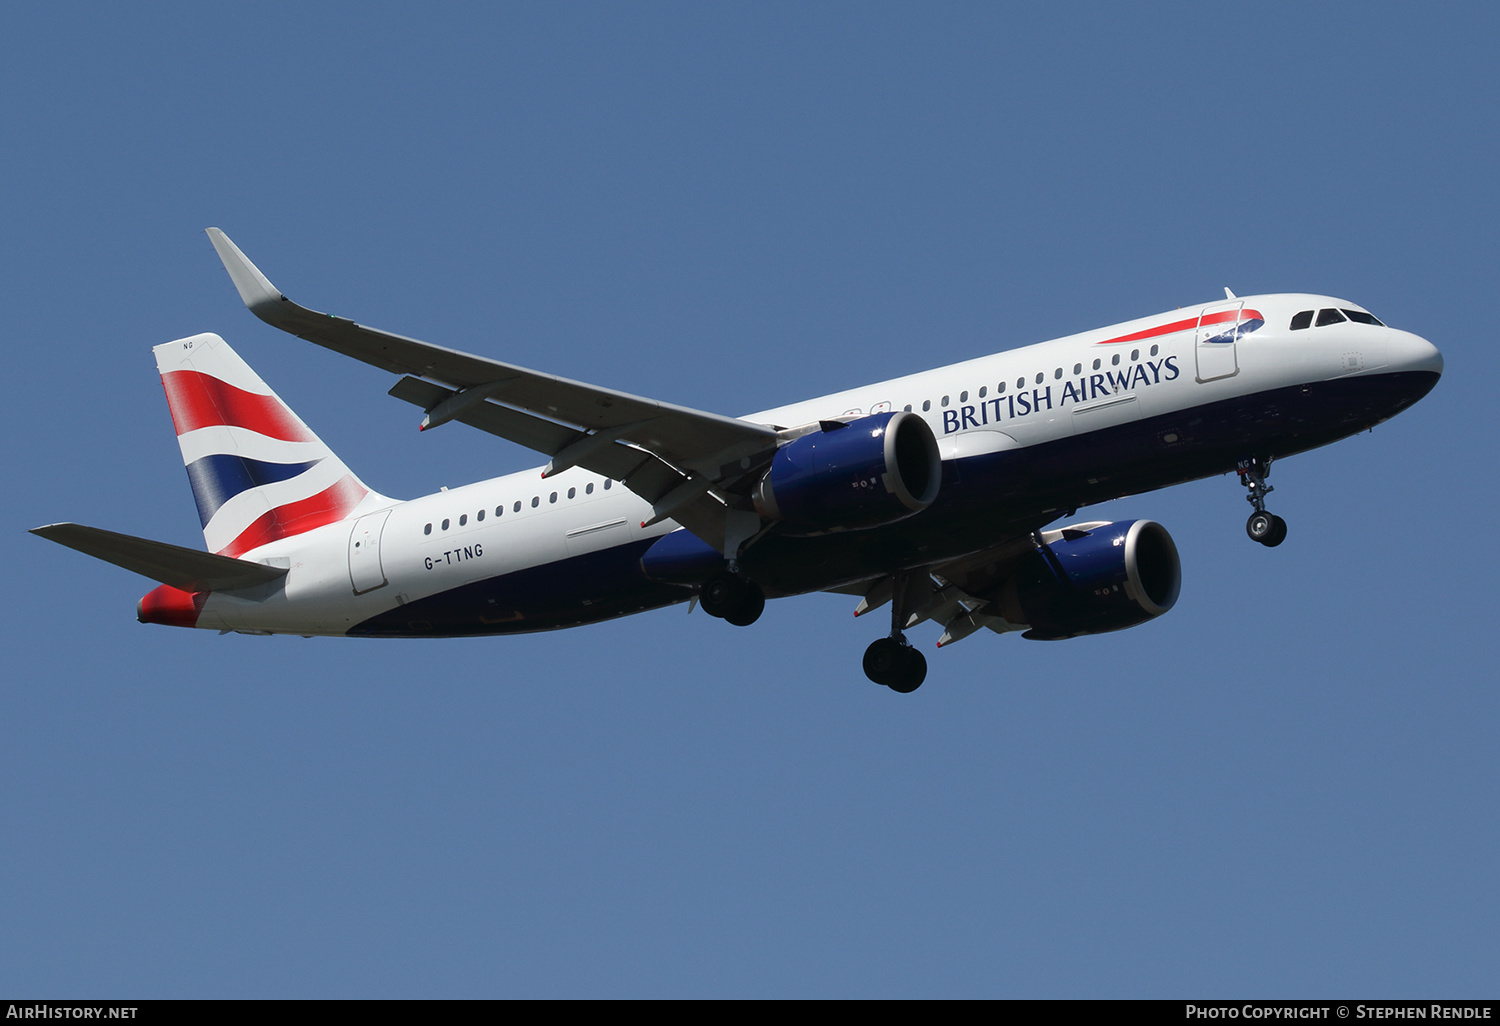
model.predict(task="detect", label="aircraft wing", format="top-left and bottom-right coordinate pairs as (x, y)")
top-left (207, 229), bottom-right (781, 551)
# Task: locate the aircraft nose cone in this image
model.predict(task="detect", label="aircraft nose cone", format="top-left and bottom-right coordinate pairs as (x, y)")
top-left (1392, 329), bottom-right (1443, 377)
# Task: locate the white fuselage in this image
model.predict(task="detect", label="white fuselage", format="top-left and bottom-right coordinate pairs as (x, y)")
top-left (191, 293), bottom-right (1441, 636)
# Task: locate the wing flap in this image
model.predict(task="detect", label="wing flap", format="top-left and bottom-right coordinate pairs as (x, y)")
top-left (31, 523), bottom-right (289, 592)
top-left (390, 376), bottom-right (700, 489)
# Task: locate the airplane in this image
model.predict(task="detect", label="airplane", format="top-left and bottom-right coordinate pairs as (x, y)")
top-left (31, 229), bottom-right (1443, 692)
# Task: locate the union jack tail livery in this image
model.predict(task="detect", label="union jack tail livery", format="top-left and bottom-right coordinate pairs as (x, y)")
top-left (155, 332), bottom-right (389, 559)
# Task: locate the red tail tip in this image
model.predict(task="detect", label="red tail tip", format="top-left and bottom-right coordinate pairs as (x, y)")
top-left (138, 584), bottom-right (207, 628)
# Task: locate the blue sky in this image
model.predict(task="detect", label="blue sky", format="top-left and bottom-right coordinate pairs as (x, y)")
top-left (2, 3), bottom-right (1496, 997)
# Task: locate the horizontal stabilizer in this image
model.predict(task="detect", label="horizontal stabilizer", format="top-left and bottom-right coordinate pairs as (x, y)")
top-left (30, 523), bottom-right (289, 592)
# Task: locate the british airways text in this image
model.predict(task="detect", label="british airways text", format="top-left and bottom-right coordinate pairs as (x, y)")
top-left (942, 356), bottom-right (1180, 434)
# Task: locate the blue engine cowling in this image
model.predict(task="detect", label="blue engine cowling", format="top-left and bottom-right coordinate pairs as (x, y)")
top-left (753, 411), bottom-right (941, 533)
top-left (1009, 520), bottom-right (1181, 640)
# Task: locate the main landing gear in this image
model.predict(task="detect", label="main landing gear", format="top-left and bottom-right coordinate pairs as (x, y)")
top-left (698, 571), bottom-right (765, 627)
top-left (863, 637), bottom-right (927, 693)
top-left (1237, 457), bottom-right (1288, 548)
top-left (862, 572), bottom-right (928, 693)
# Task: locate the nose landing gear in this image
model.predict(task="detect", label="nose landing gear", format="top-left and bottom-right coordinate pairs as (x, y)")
top-left (1237, 457), bottom-right (1287, 547)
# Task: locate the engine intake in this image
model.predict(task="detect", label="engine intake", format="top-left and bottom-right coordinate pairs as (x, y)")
top-left (754, 411), bottom-right (941, 533)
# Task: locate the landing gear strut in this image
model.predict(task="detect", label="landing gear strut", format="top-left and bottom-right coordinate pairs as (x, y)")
top-left (1237, 457), bottom-right (1287, 547)
top-left (699, 572), bottom-right (765, 626)
top-left (862, 572), bottom-right (928, 692)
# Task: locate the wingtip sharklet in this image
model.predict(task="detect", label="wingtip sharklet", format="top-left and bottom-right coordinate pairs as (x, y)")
top-left (205, 227), bottom-right (284, 312)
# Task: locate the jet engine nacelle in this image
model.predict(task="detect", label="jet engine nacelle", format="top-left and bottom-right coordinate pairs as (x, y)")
top-left (1003, 519), bottom-right (1182, 640)
top-left (753, 411), bottom-right (941, 533)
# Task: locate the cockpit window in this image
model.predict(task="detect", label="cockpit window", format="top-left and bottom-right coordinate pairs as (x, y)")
top-left (1341, 309), bottom-right (1385, 326)
top-left (1290, 310), bottom-right (1314, 330)
top-left (1315, 308), bottom-right (1347, 327)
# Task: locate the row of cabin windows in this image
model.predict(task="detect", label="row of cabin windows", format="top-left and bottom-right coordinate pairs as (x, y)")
top-left (421, 334), bottom-right (1181, 536)
top-left (423, 479), bottom-right (614, 535)
top-left (903, 344), bottom-right (1161, 412)
top-left (1290, 308), bottom-right (1385, 330)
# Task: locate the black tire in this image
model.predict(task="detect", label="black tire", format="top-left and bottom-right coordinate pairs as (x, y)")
top-left (724, 582), bottom-right (765, 627)
top-left (1263, 514), bottom-right (1288, 548)
top-left (698, 574), bottom-right (739, 618)
top-left (863, 638), bottom-right (926, 691)
top-left (888, 647), bottom-right (927, 693)
top-left (1246, 510), bottom-right (1276, 544)
top-left (863, 637), bottom-right (905, 686)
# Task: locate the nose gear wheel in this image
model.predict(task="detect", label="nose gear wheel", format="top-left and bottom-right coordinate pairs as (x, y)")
top-left (1246, 510), bottom-right (1288, 547)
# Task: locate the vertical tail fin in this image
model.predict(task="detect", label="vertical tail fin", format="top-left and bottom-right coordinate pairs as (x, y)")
top-left (154, 332), bottom-right (390, 557)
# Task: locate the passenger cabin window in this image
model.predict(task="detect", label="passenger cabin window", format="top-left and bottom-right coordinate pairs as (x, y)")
top-left (1316, 308), bottom-right (1347, 327)
top-left (1342, 309), bottom-right (1385, 326)
top-left (1290, 310), bottom-right (1314, 330)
